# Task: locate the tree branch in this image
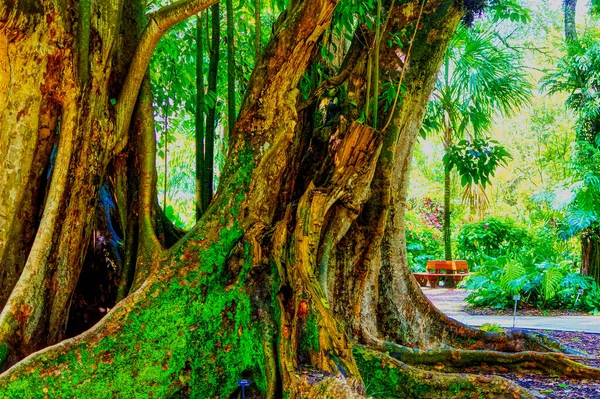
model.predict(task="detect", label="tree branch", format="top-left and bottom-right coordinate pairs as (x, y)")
top-left (0, 1), bottom-right (45, 34)
top-left (114, 0), bottom-right (218, 154)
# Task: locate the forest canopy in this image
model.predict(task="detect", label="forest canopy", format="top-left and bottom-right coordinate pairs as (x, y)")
top-left (0, 0), bottom-right (599, 398)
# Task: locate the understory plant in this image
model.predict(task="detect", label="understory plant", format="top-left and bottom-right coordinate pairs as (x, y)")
top-left (405, 201), bottom-right (444, 272)
top-left (457, 217), bottom-right (542, 261)
top-left (459, 217), bottom-right (600, 311)
top-left (464, 253), bottom-right (599, 311)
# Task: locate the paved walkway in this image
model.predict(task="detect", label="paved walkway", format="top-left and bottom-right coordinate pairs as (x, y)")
top-left (423, 288), bottom-right (600, 333)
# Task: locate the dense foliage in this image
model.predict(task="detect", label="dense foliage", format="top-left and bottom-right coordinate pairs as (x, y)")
top-left (444, 139), bottom-right (511, 187)
top-left (149, 0), bottom-right (599, 312)
top-left (406, 0), bottom-right (600, 312)
top-left (149, 0), bottom-right (282, 227)
top-left (456, 217), bottom-right (546, 260)
top-left (405, 203), bottom-right (444, 272)
top-left (457, 217), bottom-right (596, 311)
top-left (420, 20), bottom-right (531, 260)
top-left (541, 29), bottom-right (600, 242)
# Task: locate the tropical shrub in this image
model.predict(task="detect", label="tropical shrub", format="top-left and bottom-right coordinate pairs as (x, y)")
top-left (465, 254), bottom-right (596, 311)
top-left (457, 217), bottom-right (530, 260)
top-left (457, 217), bottom-right (560, 262)
top-left (584, 282), bottom-right (600, 315)
top-left (405, 208), bottom-right (444, 272)
top-left (541, 28), bottom-right (600, 283)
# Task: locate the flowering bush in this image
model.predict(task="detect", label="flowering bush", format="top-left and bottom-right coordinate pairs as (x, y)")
top-left (405, 206), bottom-right (444, 272)
top-left (408, 197), bottom-right (444, 229)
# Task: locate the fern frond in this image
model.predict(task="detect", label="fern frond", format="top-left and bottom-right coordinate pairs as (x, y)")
top-left (542, 267), bottom-right (563, 301)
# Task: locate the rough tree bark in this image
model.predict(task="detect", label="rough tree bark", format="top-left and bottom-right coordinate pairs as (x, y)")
top-left (0, 0), bottom-right (218, 368)
top-left (563, 0), bottom-right (578, 46)
top-left (0, 0), bottom-right (598, 398)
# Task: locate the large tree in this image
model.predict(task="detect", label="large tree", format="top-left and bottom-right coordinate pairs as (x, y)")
top-left (542, 1), bottom-right (600, 284)
top-left (0, 0), bottom-right (598, 398)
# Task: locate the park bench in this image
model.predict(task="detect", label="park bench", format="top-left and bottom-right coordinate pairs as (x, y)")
top-left (413, 260), bottom-right (470, 288)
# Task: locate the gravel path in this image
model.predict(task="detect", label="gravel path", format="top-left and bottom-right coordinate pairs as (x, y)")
top-left (422, 288), bottom-right (600, 398)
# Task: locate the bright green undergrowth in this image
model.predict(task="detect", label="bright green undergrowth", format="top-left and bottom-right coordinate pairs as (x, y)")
top-left (459, 218), bottom-right (600, 312)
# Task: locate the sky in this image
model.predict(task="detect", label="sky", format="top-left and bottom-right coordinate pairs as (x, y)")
top-left (524, 0), bottom-right (592, 23)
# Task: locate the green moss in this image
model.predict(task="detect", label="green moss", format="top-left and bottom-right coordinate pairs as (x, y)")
top-left (354, 347), bottom-right (488, 399)
top-left (301, 311), bottom-right (320, 352)
top-left (0, 225), bottom-right (266, 398)
top-left (0, 343), bottom-right (7, 369)
top-left (354, 346), bottom-right (432, 399)
top-left (448, 382), bottom-right (462, 395)
top-left (0, 147), bottom-right (268, 399)
top-left (454, 335), bottom-right (478, 347)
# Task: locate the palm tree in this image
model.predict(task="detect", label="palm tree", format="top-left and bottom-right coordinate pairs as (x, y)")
top-left (423, 24), bottom-right (532, 261)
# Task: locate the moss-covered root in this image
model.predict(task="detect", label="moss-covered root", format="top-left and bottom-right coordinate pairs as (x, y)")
top-left (354, 346), bottom-right (535, 399)
top-left (381, 342), bottom-right (600, 379)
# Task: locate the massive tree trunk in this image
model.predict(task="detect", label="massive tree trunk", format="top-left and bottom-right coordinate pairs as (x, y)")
top-left (0, 0), bottom-right (217, 367)
top-left (581, 227), bottom-right (600, 284)
top-left (0, 0), bottom-right (134, 364)
top-left (0, 0), bottom-right (598, 398)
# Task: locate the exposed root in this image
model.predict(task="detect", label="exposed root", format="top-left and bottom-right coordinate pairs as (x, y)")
top-left (446, 325), bottom-right (586, 355)
top-left (378, 341), bottom-right (600, 379)
top-left (354, 346), bottom-right (535, 399)
top-left (384, 284), bottom-right (587, 355)
top-left (294, 375), bottom-right (366, 399)
top-left (503, 329), bottom-right (585, 355)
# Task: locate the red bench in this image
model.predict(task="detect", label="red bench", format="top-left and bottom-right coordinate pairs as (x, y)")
top-left (413, 260), bottom-right (470, 288)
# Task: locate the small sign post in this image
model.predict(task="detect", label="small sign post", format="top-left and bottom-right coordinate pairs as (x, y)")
top-left (238, 379), bottom-right (251, 399)
top-left (512, 294), bottom-right (521, 328)
top-left (575, 288), bottom-right (584, 307)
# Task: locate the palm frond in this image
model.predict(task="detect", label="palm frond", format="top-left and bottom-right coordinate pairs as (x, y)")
top-left (559, 209), bottom-right (597, 239)
top-left (425, 23), bottom-right (533, 142)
